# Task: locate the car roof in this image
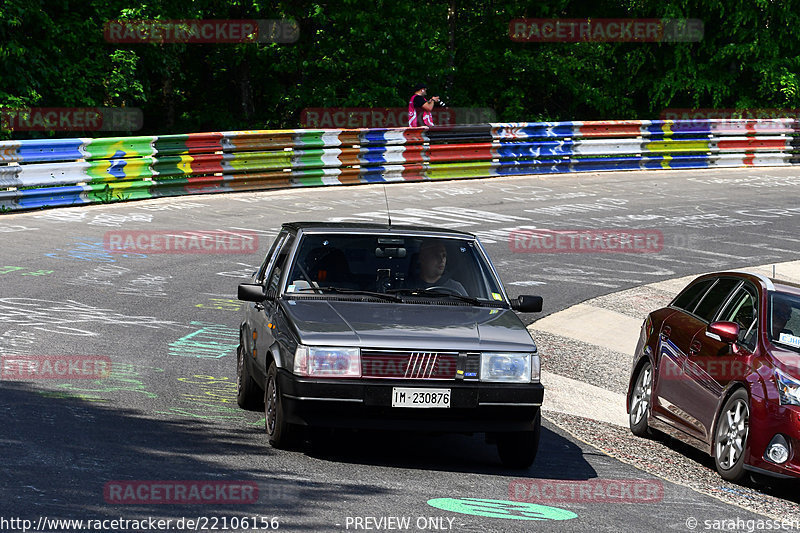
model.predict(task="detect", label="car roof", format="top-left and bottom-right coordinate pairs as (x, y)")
top-left (281, 221), bottom-right (477, 238)
top-left (772, 278), bottom-right (800, 296)
top-left (691, 270), bottom-right (800, 296)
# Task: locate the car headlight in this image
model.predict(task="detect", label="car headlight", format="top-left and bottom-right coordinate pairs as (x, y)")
top-left (293, 345), bottom-right (361, 378)
top-left (480, 352), bottom-right (538, 383)
top-left (775, 368), bottom-right (800, 406)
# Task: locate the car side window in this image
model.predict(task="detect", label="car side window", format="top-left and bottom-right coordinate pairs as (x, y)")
top-left (672, 279), bottom-right (714, 312)
top-left (693, 278), bottom-right (741, 322)
top-left (266, 235), bottom-right (295, 293)
top-left (257, 232), bottom-right (288, 284)
top-left (718, 284), bottom-right (758, 349)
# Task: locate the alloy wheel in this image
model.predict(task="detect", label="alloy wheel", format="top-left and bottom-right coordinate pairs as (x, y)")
top-left (716, 398), bottom-right (749, 470)
top-left (630, 365), bottom-right (652, 426)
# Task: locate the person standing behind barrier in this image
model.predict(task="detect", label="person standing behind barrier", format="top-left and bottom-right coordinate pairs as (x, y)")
top-left (408, 82), bottom-right (440, 127)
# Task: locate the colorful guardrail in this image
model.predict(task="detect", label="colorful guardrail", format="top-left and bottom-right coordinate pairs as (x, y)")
top-left (1, 119), bottom-right (799, 211)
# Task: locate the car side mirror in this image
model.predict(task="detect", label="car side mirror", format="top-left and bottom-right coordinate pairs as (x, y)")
top-left (511, 295), bottom-right (543, 313)
top-left (706, 321), bottom-right (740, 344)
top-left (238, 283), bottom-right (272, 303)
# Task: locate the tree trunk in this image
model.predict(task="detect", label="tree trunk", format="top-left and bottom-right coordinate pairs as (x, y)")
top-left (446, 0), bottom-right (456, 98)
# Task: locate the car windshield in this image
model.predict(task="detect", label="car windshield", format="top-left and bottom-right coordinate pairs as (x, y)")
top-left (284, 233), bottom-right (505, 305)
top-left (769, 292), bottom-right (800, 352)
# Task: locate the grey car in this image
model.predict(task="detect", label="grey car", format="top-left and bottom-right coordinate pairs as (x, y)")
top-left (236, 222), bottom-right (544, 467)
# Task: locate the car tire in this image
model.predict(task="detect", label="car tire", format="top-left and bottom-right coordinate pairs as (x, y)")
top-left (264, 361), bottom-right (296, 449)
top-left (714, 389), bottom-right (750, 482)
top-left (629, 361), bottom-right (654, 438)
top-left (496, 411), bottom-right (541, 469)
top-left (236, 345), bottom-right (263, 411)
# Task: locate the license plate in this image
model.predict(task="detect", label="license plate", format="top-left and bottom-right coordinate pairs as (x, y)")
top-left (391, 387), bottom-right (450, 408)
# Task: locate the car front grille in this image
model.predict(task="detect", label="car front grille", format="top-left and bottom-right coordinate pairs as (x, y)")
top-left (361, 350), bottom-right (478, 380)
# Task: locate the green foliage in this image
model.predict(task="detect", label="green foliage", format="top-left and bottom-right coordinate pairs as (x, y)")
top-left (2, 0), bottom-right (800, 139)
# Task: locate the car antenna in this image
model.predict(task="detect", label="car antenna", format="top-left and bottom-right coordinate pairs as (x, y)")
top-left (773, 264), bottom-right (776, 278)
top-left (383, 185), bottom-right (392, 228)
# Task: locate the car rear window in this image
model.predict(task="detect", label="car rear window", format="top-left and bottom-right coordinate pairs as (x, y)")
top-left (672, 278), bottom-right (714, 312)
top-left (693, 278), bottom-right (741, 322)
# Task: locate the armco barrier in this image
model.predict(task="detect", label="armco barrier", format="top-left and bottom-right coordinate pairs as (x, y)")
top-left (1, 119), bottom-right (799, 211)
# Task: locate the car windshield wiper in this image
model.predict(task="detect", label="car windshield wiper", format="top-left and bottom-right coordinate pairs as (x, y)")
top-left (291, 287), bottom-right (402, 302)
top-left (387, 288), bottom-right (488, 306)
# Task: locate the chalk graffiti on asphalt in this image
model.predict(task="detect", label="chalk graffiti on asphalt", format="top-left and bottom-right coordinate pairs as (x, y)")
top-left (39, 362), bottom-right (164, 401)
top-left (45, 240), bottom-right (147, 262)
top-left (155, 374), bottom-right (263, 424)
top-left (64, 265), bottom-right (130, 287)
top-left (195, 297), bottom-right (243, 312)
top-left (0, 297), bottom-right (182, 336)
top-left (117, 274), bottom-right (171, 298)
top-left (0, 266), bottom-right (53, 276)
top-left (168, 321), bottom-right (239, 358)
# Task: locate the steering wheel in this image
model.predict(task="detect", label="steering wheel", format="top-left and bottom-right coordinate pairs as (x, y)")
top-left (424, 285), bottom-right (462, 296)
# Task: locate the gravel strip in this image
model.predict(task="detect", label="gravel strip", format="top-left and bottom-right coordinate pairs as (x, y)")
top-left (544, 411), bottom-right (800, 521)
top-left (582, 284), bottom-right (675, 321)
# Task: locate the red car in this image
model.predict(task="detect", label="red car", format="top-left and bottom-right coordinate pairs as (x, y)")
top-left (627, 271), bottom-right (800, 481)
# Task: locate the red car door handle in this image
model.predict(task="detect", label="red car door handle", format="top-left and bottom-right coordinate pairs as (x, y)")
top-left (661, 325), bottom-right (672, 339)
top-left (689, 340), bottom-right (702, 354)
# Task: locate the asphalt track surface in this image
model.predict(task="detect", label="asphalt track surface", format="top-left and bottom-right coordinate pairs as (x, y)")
top-left (2, 168), bottom-right (800, 532)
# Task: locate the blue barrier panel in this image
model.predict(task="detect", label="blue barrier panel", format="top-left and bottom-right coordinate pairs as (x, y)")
top-left (16, 185), bottom-right (89, 209)
top-left (14, 139), bottom-right (87, 163)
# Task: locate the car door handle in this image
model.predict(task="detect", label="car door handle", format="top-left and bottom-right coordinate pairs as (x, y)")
top-left (689, 340), bottom-right (702, 354)
top-left (660, 325), bottom-right (671, 339)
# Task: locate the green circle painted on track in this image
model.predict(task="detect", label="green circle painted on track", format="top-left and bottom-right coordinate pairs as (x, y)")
top-left (427, 498), bottom-right (578, 521)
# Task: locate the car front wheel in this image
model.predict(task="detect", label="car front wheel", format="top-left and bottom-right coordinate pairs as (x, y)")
top-left (496, 411), bottom-right (541, 468)
top-left (264, 361), bottom-right (296, 448)
top-left (714, 389), bottom-right (750, 482)
top-left (629, 361), bottom-right (653, 437)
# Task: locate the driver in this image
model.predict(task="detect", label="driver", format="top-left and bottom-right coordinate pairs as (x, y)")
top-left (415, 240), bottom-right (467, 296)
top-left (772, 299), bottom-right (795, 338)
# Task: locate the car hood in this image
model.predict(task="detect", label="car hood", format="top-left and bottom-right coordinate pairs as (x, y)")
top-left (280, 299), bottom-right (536, 352)
top-left (767, 345), bottom-right (800, 378)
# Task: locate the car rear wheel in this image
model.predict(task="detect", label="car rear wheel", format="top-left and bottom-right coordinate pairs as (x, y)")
top-left (264, 361), bottom-right (297, 448)
top-left (496, 411), bottom-right (541, 468)
top-left (629, 361), bottom-right (653, 437)
top-left (236, 345), bottom-right (262, 411)
top-left (714, 389), bottom-right (749, 482)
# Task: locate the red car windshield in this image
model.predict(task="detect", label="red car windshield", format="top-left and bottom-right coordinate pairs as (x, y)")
top-left (769, 292), bottom-right (800, 352)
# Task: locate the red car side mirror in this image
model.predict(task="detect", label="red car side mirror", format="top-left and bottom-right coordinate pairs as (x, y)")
top-left (707, 321), bottom-right (740, 344)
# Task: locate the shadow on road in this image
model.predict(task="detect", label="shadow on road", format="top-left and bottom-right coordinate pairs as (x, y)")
top-left (300, 421), bottom-right (598, 480)
top-left (0, 381), bottom-right (389, 525)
